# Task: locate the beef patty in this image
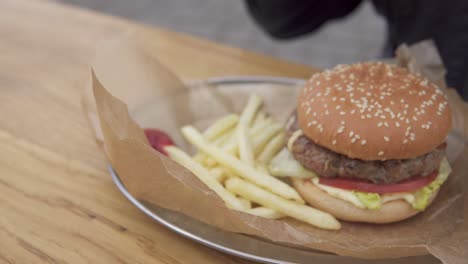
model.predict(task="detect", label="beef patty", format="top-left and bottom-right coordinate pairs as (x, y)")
top-left (286, 111), bottom-right (446, 184)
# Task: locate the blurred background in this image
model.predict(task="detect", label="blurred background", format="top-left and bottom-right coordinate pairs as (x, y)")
top-left (58, 0), bottom-right (385, 69)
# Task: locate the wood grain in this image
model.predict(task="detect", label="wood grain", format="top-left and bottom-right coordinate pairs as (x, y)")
top-left (0, 0), bottom-right (316, 263)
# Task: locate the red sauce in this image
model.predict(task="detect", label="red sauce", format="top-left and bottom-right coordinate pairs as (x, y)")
top-left (144, 129), bottom-right (175, 156)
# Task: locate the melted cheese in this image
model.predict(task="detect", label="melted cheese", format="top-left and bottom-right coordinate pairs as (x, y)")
top-left (382, 193), bottom-right (415, 204)
top-left (312, 178), bottom-right (365, 208)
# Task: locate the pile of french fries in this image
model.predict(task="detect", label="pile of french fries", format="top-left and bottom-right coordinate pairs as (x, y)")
top-left (165, 94), bottom-right (341, 230)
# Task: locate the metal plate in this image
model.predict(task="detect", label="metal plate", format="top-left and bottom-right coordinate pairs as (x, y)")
top-left (110, 77), bottom-right (442, 264)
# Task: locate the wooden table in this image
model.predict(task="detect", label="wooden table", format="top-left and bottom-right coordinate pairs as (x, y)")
top-left (0, 0), bottom-right (315, 263)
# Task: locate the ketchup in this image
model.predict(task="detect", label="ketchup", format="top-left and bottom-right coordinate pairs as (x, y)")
top-left (144, 129), bottom-right (175, 156)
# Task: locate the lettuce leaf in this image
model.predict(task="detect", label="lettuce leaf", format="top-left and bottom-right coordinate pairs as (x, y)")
top-left (355, 192), bottom-right (382, 210)
top-left (413, 158), bottom-right (451, 210)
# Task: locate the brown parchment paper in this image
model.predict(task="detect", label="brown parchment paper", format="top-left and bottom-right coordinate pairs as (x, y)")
top-left (85, 36), bottom-right (468, 263)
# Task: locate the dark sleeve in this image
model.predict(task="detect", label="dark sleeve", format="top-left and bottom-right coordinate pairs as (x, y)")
top-left (245, 0), bottom-right (363, 39)
top-left (373, 0), bottom-right (468, 99)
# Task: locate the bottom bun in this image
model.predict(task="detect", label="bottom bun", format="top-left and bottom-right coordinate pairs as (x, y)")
top-left (292, 178), bottom-right (438, 224)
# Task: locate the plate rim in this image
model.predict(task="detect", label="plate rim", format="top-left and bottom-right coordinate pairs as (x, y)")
top-left (109, 76), bottom-right (449, 264)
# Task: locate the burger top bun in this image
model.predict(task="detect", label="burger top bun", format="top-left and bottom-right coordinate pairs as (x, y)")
top-left (292, 179), bottom-right (438, 224)
top-left (297, 62), bottom-right (452, 160)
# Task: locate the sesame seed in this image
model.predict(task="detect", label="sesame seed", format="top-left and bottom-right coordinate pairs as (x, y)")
top-left (377, 122), bottom-right (383, 127)
top-left (378, 151), bottom-right (384, 156)
top-left (337, 126), bottom-right (345, 133)
top-left (311, 120), bottom-right (317, 125)
top-left (403, 139), bottom-right (408, 144)
top-left (361, 139), bottom-right (366, 145)
top-left (349, 131), bottom-right (354, 137)
top-left (332, 140), bottom-right (337, 145)
top-left (395, 122), bottom-right (400, 127)
top-left (351, 138), bottom-right (357, 143)
top-left (306, 108), bottom-right (311, 114)
top-left (336, 105), bottom-right (341, 110)
top-left (384, 136), bottom-right (389, 142)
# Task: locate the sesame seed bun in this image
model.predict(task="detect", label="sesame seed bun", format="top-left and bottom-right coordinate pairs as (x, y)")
top-left (292, 178), bottom-right (438, 224)
top-left (297, 62), bottom-right (451, 160)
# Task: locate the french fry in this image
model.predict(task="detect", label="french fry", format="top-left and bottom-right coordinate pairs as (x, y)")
top-left (237, 95), bottom-right (262, 165)
top-left (237, 125), bottom-right (255, 165)
top-left (200, 130), bottom-right (236, 166)
top-left (250, 117), bottom-right (274, 135)
top-left (193, 153), bottom-right (206, 164)
top-left (193, 115), bottom-right (238, 164)
top-left (256, 164), bottom-right (269, 174)
top-left (246, 207), bottom-right (285, 219)
top-left (203, 158), bottom-right (217, 168)
top-left (181, 126), bottom-right (304, 202)
top-left (257, 132), bottom-right (286, 164)
top-left (239, 94), bottom-right (262, 127)
top-left (165, 146), bottom-right (247, 211)
top-left (225, 178), bottom-right (341, 230)
top-left (221, 123), bottom-right (281, 156)
top-left (251, 112), bottom-right (266, 128)
top-left (214, 129), bottom-right (235, 146)
top-left (204, 114), bottom-right (239, 141)
top-left (221, 117), bottom-right (272, 152)
top-left (238, 197), bottom-right (252, 209)
top-left (209, 167), bottom-right (226, 182)
top-left (251, 124), bottom-right (282, 155)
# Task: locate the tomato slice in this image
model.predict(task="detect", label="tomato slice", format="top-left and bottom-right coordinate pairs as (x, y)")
top-left (144, 128), bottom-right (175, 156)
top-left (318, 171), bottom-right (438, 194)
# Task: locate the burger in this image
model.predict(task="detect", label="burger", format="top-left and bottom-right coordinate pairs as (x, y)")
top-left (269, 62), bottom-right (452, 224)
